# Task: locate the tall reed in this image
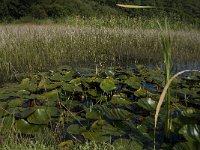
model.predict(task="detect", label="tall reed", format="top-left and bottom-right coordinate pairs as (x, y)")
top-left (158, 20), bottom-right (172, 138)
top-left (0, 20), bottom-right (200, 83)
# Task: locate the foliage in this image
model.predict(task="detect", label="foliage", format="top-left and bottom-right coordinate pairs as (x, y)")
top-left (1, 66), bottom-right (200, 149)
top-left (0, 0), bottom-right (200, 24)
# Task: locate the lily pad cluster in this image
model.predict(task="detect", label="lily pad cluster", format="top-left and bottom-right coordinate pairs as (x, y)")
top-left (0, 65), bottom-right (200, 149)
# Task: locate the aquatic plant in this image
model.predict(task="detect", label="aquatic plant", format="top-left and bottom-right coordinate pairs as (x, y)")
top-left (117, 4), bottom-right (200, 149)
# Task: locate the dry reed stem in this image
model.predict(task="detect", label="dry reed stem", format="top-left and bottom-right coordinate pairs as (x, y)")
top-left (154, 70), bottom-right (200, 129)
top-left (153, 69), bottom-right (200, 150)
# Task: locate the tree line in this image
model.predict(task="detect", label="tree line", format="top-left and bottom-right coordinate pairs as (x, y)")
top-left (0, 0), bottom-right (200, 23)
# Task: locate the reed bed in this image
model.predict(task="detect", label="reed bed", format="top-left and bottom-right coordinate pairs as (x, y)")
top-left (9, 16), bottom-right (199, 31)
top-left (0, 24), bottom-right (199, 83)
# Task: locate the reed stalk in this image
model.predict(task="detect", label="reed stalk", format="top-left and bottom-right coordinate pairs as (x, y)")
top-left (158, 20), bottom-right (172, 138)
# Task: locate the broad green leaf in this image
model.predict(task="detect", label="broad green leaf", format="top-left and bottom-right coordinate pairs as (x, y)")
top-left (46, 107), bottom-right (60, 117)
top-left (82, 131), bottom-right (110, 142)
top-left (17, 90), bottom-right (30, 96)
top-left (99, 106), bottom-right (132, 120)
top-left (49, 73), bottom-right (65, 81)
top-left (86, 110), bottom-right (101, 120)
top-left (40, 90), bottom-right (58, 101)
top-left (62, 83), bottom-right (82, 93)
top-left (0, 102), bottom-right (8, 117)
top-left (91, 119), bottom-right (107, 129)
top-left (181, 108), bottom-right (197, 117)
top-left (67, 124), bottom-right (86, 135)
top-left (20, 78), bottom-right (37, 92)
top-left (27, 108), bottom-right (50, 124)
top-left (113, 138), bottom-right (143, 150)
top-left (179, 124), bottom-right (200, 142)
top-left (100, 78), bottom-right (117, 93)
top-left (0, 115), bottom-right (15, 130)
top-left (173, 142), bottom-right (200, 150)
top-left (101, 124), bottom-right (125, 136)
top-left (15, 108), bottom-right (36, 118)
top-left (38, 78), bottom-right (47, 90)
top-left (138, 98), bottom-right (157, 111)
top-left (87, 89), bottom-right (98, 97)
top-left (15, 119), bottom-right (43, 134)
top-left (134, 89), bottom-right (148, 97)
top-left (0, 102), bottom-right (7, 108)
top-left (105, 70), bottom-right (115, 77)
top-left (0, 93), bottom-right (17, 100)
top-left (110, 94), bottom-right (132, 105)
top-left (69, 78), bottom-right (82, 85)
top-left (63, 71), bottom-right (76, 81)
top-left (8, 99), bottom-right (24, 107)
top-left (125, 76), bottom-right (140, 89)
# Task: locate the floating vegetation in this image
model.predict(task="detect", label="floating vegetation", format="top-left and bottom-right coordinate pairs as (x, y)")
top-left (0, 65), bottom-right (200, 149)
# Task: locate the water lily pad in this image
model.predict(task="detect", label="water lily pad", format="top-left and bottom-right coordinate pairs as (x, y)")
top-left (67, 124), bottom-right (86, 134)
top-left (110, 94), bottom-right (132, 105)
top-left (44, 100), bottom-right (57, 107)
top-left (86, 110), bottom-right (101, 120)
top-left (62, 83), bottom-right (82, 93)
top-left (27, 108), bottom-right (50, 124)
top-left (87, 89), bottom-right (98, 97)
top-left (99, 106), bottom-right (132, 120)
top-left (8, 99), bottom-right (24, 107)
top-left (0, 93), bottom-right (17, 100)
top-left (189, 99), bottom-right (200, 105)
top-left (91, 119), bottom-right (107, 129)
top-left (38, 77), bottom-right (62, 91)
top-left (69, 78), bottom-right (82, 86)
top-left (45, 82), bottom-right (62, 91)
top-left (49, 73), bottom-right (65, 82)
top-left (137, 98), bottom-right (157, 111)
top-left (181, 108), bottom-right (197, 117)
top-left (46, 107), bottom-right (60, 117)
top-left (0, 102), bottom-right (8, 117)
top-left (15, 107), bottom-right (36, 118)
top-left (0, 115), bottom-right (15, 130)
top-left (117, 74), bottom-right (128, 80)
top-left (101, 124), bottom-right (125, 136)
top-left (134, 89), bottom-right (148, 97)
top-left (100, 78), bottom-right (117, 93)
top-left (6, 107), bottom-right (21, 115)
top-left (63, 71), bottom-right (77, 81)
top-left (38, 78), bottom-right (47, 90)
top-left (15, 119), bottom-right (43, 134)
top-left (113, 138), bottom-right (143, 150)
top-left (0, 101), bottom-right (7, 108)
top-left (82, 131), bottom-right (110, 142)
top-left (173, 141), bottom-right (200, 150)
top-left (40, 90), bottom-right (59, 101)
top-left (0, 93), bottom-right (10, 100)
top-left (20, 78), bottom-right (37, 92)
top-left (179, 124), bottom-right (200, 142)
top-left (105, 70), bottom-right (115, 77)
top-left (125, 76), bottom-right (141, 89)
top-left (17, 90), bottom-right (30, 96)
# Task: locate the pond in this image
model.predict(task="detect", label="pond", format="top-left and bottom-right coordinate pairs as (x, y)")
top-left (0, 65), bottom-right (199, 149)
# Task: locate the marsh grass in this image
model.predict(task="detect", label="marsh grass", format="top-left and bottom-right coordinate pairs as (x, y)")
top-left (0, 130), bottom-right (56, 150)
top-left (0, 129), bottom-right (115, 150)
top-left (0, 23), bottom-right (199, 83)
top-left (3, 16), bottom-right (199, 31)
